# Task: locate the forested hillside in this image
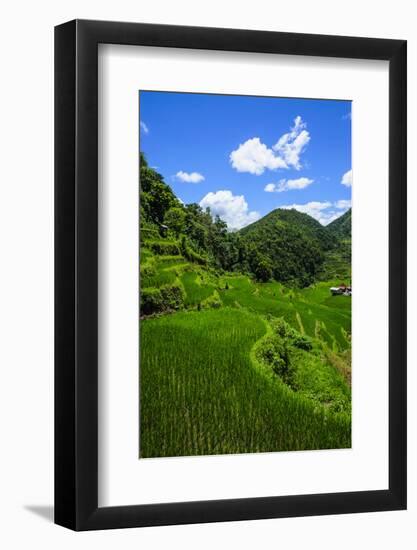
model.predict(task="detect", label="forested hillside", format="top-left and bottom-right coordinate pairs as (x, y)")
top-left (327, 208), bottom-right (351, 240)
top-left (318, 209), bottom-right (351, 281)
top-left (140, 154), bottom-right (349, 287)
top-left (240, 208), bottom-right (335, 286)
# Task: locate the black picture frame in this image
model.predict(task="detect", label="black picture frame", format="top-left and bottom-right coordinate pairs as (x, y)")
top-left (55, 19), bottom-right (407, 531)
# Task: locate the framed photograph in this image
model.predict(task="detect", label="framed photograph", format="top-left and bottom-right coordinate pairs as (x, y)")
top-left (55, 20), bottom-right (406, 530)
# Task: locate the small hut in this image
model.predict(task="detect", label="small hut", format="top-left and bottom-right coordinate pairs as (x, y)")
top-left (330, 283), bottom-right (352, 296)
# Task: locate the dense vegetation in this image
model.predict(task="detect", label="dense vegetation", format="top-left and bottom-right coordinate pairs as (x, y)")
top-left (139, 153), bottom-right (351, 286)
top-left (240, 208), bottom-right (335, 286)
top-left (327, 208), bottom-right (351, 240)
top-left (139, 154), bottom-right (352, 458)
top-left (318, 209), bottom-right (351, 281)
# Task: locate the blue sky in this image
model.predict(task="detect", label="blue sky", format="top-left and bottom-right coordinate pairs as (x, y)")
top-left (139, 91), bottom-right (351, 230)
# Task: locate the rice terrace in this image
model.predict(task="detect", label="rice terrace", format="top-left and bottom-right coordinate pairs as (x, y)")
top-left (139, 92), bottom-right (352, 458)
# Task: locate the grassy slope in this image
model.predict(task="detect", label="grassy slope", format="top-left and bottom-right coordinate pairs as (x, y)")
top-left (220, 276), bottom-right (351, 351)
top-left (140, 246), bottom-right (352, 458)
top-left (181, 271), bottom-right (216, 306)
top-left (140, 308), bottom-right (350, 458)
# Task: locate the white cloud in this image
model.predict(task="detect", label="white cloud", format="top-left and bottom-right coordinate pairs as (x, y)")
top-left (335, 199), bottom-right (352, 209)
top-left (229, 116), bottom-right (310, 175)
top-left (272, 116), bottom-right (311, 170)
top-left (176, 170), bottom-right (205, 184)
top-left (264, 177), bottom-right (313, 193)
top-left (230, 137), bottom-right (287, 175)
top-left (341, 169), bottom-right (352, 187)
top-left (140, 121), bottom-right (149, 134)
top-left (280, 199), bottom-right (351, 226)
top-left (199, 190), bottom-right (260, 230)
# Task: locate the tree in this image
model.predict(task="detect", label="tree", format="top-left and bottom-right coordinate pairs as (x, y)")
top-left (140, 153), bottom-right (178, 224)
top-left (253, 255), bottom-right (273, 282)
top-left (164, 207), bottom-right (186, 238)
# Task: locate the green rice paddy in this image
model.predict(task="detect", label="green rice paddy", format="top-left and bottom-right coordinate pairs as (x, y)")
top-left (139, 247), bottom-right (352, 458)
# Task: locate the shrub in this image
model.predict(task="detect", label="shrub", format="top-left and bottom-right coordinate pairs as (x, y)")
top-left (180, 235), bottom-right (207, 265)
top-left (256, 334), bottom-right (296, 387)
top-left (292, 335), bottom-right (313, 351)
top-left (201, 290), bottom-right (222, 310)
top-left (140, 282), bottom-right (185, 315)
top-left (140, 227), bottom-right (160, 243)
top-left (159, 282), bottom-right (185, 311)
top-left (164, 207), bottom-right (186, 238)
top-left (141, 287), bottom-right (163, 315)
top-left (147, 240), bottom-right (181, 256)
top-left (271, 318), bottom-right (288, 338)
top-left (140, 257), bottom-right (156, 278)
top-left (186, 247), bottom-right (207, 265)
top-left (269, 317), bottom-right (312, 350)
top-left (254, 258), bottom-right (272, 283)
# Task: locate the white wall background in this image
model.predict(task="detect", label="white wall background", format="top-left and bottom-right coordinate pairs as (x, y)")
top-left (0, 1), bottom-right (414, 548)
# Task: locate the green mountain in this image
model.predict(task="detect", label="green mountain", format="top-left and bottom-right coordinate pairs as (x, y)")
top-left (239, 208), bottom-right (335, 286)
top-left (241, 208), bottom-right (335, 250)
top-left (327, 208), bottom-right (351, 240)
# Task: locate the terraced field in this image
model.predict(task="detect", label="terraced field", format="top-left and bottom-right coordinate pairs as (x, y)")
top-left (220, 276), bottom-right (351, 351)
top-left (139, 244), bottom-right (352, 458)
top-left (180, 271), bottom-right (216, 307)
top-left (140, 308), bottom-right (350, 458)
